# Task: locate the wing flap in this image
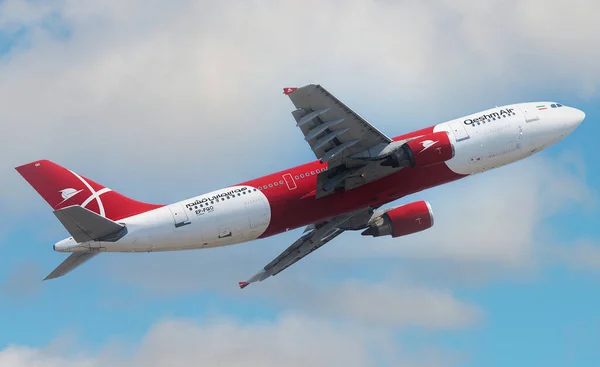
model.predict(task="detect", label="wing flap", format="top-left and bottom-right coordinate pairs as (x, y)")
top-left (287, 84), bottom-right (392, 165)
top-left (286, 84), bottom-right (405, 197)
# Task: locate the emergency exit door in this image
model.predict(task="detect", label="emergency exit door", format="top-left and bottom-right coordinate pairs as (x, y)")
top-left (447, 121), bottom-right (470, 141)
top-left (169, 204), bottom-right (190, 228)
top-left (520, 106), bottom-right (540, 123)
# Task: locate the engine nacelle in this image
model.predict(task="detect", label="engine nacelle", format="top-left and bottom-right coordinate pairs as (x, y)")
top-left (361, 200), bottom-right (434, 238)
top-left (381, 131), bottom-right (454, 168)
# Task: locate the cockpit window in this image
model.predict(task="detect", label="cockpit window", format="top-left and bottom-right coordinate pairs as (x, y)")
top-left (557, 103), bottom-right (563, 107)
top-left (551, 104), bottom-right (557, 108)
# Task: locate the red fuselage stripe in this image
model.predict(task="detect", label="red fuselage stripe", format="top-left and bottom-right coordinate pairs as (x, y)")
top-left (239, 125), bottom-right (466, 238)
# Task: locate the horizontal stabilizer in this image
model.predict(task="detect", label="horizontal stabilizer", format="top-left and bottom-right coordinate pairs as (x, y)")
top-left (44, 252), bottom-right (99, 280)
top-left (53, 205), bottom-right (126, 243)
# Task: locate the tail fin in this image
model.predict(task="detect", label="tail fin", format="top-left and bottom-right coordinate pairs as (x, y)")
top-left (15, 160), bottom-right (163, 221)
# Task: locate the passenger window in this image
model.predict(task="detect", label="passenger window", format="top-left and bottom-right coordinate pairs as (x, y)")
top-left (268, 183), bottom-right (273, 187)
top-left (279, 180), bottom-right (284, 184)
top-left (274, 182), bottom-right (278, 186)
top-left (311, 171), bottom-right (315, 175)
top-left (300, 174), bottom-right (304, 178)
top-left (295, 176), bottom-right (299, 179)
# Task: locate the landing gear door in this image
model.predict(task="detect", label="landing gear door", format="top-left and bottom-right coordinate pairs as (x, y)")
top-left (169, 204), bottom-right (190, 228)
top-left (448, 120), bottom-right (470, 141)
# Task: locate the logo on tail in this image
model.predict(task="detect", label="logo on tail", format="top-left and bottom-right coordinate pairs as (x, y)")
top-left (58, 188), bottom-right (84, 205)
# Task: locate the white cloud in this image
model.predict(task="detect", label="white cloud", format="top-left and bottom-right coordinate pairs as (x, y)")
top-left (106, 250), bottom-right (481, 330)
top-left (0, 315), bottom-right (461, 367)
top-left (2, 0), bottom-right (600, 209)
top-left (550, 240), bottom-right (600, 273)
top-left (324, 153), bottom-right (592, 269)
top-left (272, 280), bottom-right (483, 330)
top-left (0, 1), bottom-right (598, 364)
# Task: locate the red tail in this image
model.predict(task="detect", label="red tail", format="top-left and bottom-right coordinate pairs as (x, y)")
top-left (15, 160), bottom-right (164, 221)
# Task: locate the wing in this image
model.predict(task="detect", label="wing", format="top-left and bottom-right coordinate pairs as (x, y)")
top-left (239, 207), bottom-right (375, 289)
top-left (286, 84), bottom-right (392, 162)
top-left (284, 84), bottom-right (409, 198)
top-left (44, 252), bottom-right (99, 280)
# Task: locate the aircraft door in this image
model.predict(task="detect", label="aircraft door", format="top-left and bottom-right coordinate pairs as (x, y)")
top-left (520, 106), bottom-right (540, 123)
top-left (482, 120), bottom-right (518, 166)
top-left (169, 204), bottom-right (190, 228)
top-left (516, 124), bottom-right (524, 150)
top-left (282, 173), bottom-right (297, 190)
top-left (447, 120), bottom-right (470, 141)
top-left (245, 195), bottom-right (270, 232)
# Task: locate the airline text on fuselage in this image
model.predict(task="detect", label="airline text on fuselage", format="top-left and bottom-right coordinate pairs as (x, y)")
top-left (463, 108), bottom-right (514, 126)
top-left (185, 187), bottom-right (248, 208)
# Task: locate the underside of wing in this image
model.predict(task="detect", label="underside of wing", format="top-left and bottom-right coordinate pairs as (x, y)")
top-left (239, 207), bottom-right (375, 289)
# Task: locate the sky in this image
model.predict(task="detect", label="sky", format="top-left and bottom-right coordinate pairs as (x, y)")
top-left (0, 0), bottom-right (599, 366)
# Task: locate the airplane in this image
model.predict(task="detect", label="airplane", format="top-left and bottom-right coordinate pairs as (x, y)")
top-left (15, 84), bottom-right (585, 288)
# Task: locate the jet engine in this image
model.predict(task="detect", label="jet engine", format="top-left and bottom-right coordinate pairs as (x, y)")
top-left (361, 200), bottom-right (434, 238)
top-left (380, 131), bottom-right (454, 168)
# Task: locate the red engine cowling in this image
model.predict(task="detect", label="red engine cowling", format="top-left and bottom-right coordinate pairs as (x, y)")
top-left (361, 200), bottom-right (434, 238)
top-left (405, 131), bottom-right (454, 167)
top-left (380, 131), bottom-right (454, 169)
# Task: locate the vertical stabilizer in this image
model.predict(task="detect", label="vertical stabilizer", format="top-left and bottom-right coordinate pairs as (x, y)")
top-left (15, 160), bottom-right (163, 221)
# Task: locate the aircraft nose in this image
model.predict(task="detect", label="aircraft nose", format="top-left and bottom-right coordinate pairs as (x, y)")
top-left (566, 107), bottom-right (585, 128)
top-left (573, 108), bottom-right (586, 126)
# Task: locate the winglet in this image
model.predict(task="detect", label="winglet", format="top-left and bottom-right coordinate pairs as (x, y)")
top-left (239, 269), bottom-right (270, 289)
top-left (283, 87), bottom-right (297, 95)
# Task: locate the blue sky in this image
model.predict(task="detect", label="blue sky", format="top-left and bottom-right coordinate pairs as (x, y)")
top-left (0, 1), bottom-right (599, 366)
